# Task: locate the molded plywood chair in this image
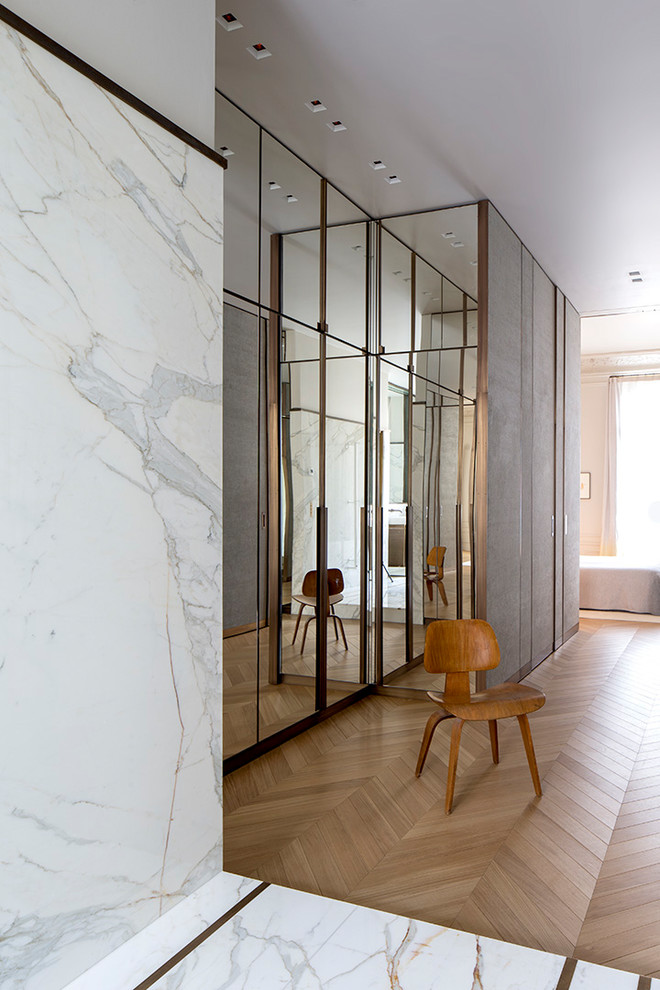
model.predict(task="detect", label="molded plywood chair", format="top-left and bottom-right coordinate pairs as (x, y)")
top-left (291, 569), bottom-right (349, 654)
top-left (424, 546), bottom-right (448, 605)
top-left (415, 619), bottom-right (546, 814)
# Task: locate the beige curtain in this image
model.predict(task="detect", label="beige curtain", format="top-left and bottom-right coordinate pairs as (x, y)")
top-left (600, 376), bottom-right (621, 555)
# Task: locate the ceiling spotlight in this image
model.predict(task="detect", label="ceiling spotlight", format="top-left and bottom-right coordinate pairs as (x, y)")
top-left (351, 245), bottom-right (363, 252)
top-left (305, 99), bottom-right (326, 112)
top-left (442, 231), bottom-right (455, 239)
top-left (470, 260), bottom-right (478, 266)
top-left (218, 12), bottom-right (243, 30)
top-left (451, 241), bottom-right (464, 248)
top-left (629, 270), bottom-right (641, 276)
top-left (632, 277), bottom-right (643, 283)
top-left (392, 270), bottom-right (402, 276)
top-left (385, 175), bottom-right (401, 184)
top-left (327, 120), bottom-right (346, 132)
top-left (403, 276), bottom-right (411, 282)
top-left (248, 43), bottom-right (272, 59)
top-left (268, 181), bottom-right (281, 190)
top-left (219, 145), bottom-right (234, 157)
top-left (285, 194), bottom-right (298, 203)
top-left (370, 160), bottom-right (386, 170)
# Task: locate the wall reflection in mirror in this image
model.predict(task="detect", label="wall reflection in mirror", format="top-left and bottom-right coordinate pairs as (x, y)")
top-left (217, 90), bottom-right (478, 764)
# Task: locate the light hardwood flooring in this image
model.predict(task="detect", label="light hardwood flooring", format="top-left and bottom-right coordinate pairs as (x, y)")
top-left (224, 615), bottom-right (660, 978)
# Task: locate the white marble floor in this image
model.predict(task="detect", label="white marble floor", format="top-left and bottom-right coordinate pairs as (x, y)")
top-left (63, 872), bottom-right (656, 990)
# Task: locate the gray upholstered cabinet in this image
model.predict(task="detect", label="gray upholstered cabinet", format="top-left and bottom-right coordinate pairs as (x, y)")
top-left (478, 202), bottom-right (580, 686)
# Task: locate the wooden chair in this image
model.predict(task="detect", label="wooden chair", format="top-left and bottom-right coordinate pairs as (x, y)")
top-left (415, 619), bottom-right (546, 814)
top-left (291, 569), bottom-right (348, 653)
top-left (424, 546), bottom-right (448, 605)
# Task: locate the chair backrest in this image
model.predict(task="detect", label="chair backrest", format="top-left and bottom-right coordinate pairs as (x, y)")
top-left (301, 569), bottom-right (344, 596)
top-left (426, 546), bottom-right (446, 573)
top-left (424, 619), bottom-right (500, 675)
top-left (327, 568), bottom-right (344, 595)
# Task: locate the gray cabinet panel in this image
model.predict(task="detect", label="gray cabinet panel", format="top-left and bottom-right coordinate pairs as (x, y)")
top-left (531, 263), bottom-right (555, 662)
top-left (223, 304), bottom-right (263, 630)
top-left (563, 301), bottom-right (581, 635)
top-left (486, 206), bottom-right (522, 684)
top-left (520, 248), bottom-right (534, 669)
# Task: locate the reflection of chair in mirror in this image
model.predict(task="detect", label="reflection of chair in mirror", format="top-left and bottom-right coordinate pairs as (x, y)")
top-left (291, 569), bottom-right (349, 654)
top-left (415, 619), bottom-right (545, 814)
top-left (424, 546), bottom-right (448, 605)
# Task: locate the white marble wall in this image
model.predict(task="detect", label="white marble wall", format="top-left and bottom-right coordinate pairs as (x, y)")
top-left (0, 22), bottom-right (223, 990)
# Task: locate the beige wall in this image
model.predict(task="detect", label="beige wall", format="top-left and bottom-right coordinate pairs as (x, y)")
top-left (580, 380), bottom-right (607, 554)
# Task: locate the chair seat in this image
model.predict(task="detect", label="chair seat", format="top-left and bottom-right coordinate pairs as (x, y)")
top-left (291, 593), bottom-right (344, 608)
top-left (427, 681), bottom-right (545, 721)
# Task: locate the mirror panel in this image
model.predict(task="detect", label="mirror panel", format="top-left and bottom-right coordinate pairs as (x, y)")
top-left (326, 339), bottom-right (367, 695)
top-left (266, 321), bottom-right (320, 737)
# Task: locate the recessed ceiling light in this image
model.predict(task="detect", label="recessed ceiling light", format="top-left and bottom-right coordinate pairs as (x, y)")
top-left (268, 181), bottom-right (281, 190)
top-left (629, 271), bottom-right (641, 276)
top-left (218, 12), bottom-right (243, 30)
top-left (351, 245), bottom-right (363, 252)
top-left (451, 241), bottom-right (464, 248)
top-left (248, 43), bottom-right (271, 59)
top-left (219, 146), bottom-right (234, 157)
top-left (432, 297), bottom-right (440, 302)
top-left (305, 99), bottom-right (326, 112)
top-left (370, 160), bottom-right (386, 170)
top-left (403, 276), bottom-right (411, 282)
top-left (392, 270), bottom-right (402, 276)
top-left (470, 260), bottom-right (478, 266)
top-left (385, 175), bottom-right (401, 184)
top-left (327, 120), bottom-right (346, 132)
top-left (285, 194), bottom-right (298, 204)
top-left (632, 277), bottom-right (643, 283)
top-left (442, 232), bottom-right (455, 239)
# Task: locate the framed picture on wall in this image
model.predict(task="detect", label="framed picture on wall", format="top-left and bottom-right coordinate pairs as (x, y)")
top-left (580, 472), bottom-right (591, 499)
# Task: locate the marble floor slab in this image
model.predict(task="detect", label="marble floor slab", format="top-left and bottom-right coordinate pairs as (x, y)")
top-left (146, 879), bottom-right (568, 989)
top-left (60, 871), bottom-right (656, 990)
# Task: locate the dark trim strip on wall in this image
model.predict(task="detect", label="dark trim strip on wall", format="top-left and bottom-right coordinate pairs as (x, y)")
top-left (0, 3), bottom-right (227, 169)
top-left (132, 882), bottom-right (269, 990)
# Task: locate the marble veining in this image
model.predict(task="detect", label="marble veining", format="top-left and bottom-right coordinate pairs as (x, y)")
top-left (147, 881), bottom-right (567, 990)
top-left (64, 873), bottom-right (259, 990)
top-left (0, 21), bottom-right (223, 990)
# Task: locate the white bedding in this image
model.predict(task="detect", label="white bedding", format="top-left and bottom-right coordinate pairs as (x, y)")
top-left (579, 555), bottom-right (660, 614)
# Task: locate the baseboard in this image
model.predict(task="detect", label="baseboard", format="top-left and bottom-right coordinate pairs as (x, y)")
top-left (223, 619), bottom-right (267, 639)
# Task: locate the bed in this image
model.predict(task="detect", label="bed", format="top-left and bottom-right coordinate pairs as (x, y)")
top-left (579, 556), bottom-right (660, 614)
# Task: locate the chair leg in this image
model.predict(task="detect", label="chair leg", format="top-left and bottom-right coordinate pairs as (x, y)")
top-left (517, 714), bottom-right (542, 797)
top-left (300, 614), bottom-right (316, 654)
top-left (426, 579), bottom-right (434, 601)
top-left (438, 580), bottom-right (448, 607)
top-left (446, 718), bottom-right (465, 815)
top-left (488, 720), bottom-right (499, 764)
top-left (329, 604), bottom-right (339, 641)
top-left (292, 604), bottom-right (306, 645)
top-left (336, 615), bottom-right (348, 650)
top-left (415, 710), bottom-right (452, 777)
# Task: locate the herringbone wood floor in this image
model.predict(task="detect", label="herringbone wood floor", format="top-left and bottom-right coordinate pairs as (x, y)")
top-left (224, 616), bottom-right (660, 978)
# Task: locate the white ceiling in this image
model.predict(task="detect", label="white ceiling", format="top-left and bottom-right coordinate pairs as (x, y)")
top-left (581, 310), bottom-right (660, 355)
top-left (215, 0), bottom-right (660, 325)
